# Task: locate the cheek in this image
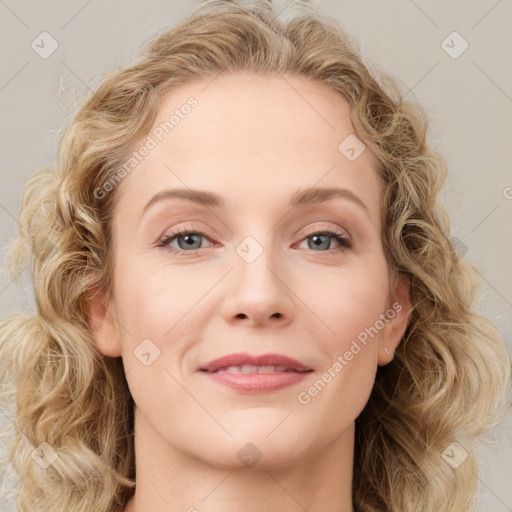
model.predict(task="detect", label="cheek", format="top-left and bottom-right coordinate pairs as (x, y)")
top-left (113, 262), bottom-right (215, 386)
top-left (114, 261), bottom-right (204, 332)
top-left (294, 260), bottom-right (388, 433)
top-left (298, 256), bottom-right (389, 345)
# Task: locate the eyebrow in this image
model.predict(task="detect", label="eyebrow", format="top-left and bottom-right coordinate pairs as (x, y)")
top-left (142, 186), bottom-right (370, 218)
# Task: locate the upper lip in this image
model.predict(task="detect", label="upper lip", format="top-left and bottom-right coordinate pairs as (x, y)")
top-left (199, 352), bottom-right (313, 372)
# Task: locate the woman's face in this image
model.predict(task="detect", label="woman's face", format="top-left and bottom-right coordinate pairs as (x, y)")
top-left (89, 73), bottom-right (410, 471)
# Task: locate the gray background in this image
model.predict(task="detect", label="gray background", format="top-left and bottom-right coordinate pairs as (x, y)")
top-left (0, 1), bottom-right (511, 510)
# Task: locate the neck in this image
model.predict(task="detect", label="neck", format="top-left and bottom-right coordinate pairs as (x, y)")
top-left (124, 409), bottom-right (355, 512)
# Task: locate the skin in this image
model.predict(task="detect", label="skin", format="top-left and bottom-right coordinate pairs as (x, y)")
top-left (87, 73), bottom-right (411, 512)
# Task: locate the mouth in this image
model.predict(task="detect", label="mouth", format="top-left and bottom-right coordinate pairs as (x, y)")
top-left (209, 365), bottom-right (308, 373)
top-left (199, 352), bottom-right (313, 373)
top-left (198, 352), bottom-right (313, 393)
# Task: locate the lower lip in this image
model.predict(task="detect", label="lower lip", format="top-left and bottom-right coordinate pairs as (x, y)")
top-left (201, 370), bottom-right (311, 392)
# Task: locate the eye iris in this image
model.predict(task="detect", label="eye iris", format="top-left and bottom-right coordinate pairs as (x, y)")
top-left (178, 233), bottom-right (202, 250)
top-left (167, 230), bottom-right (344, 253)
top-left (309, 234), bottom-right (330, 250)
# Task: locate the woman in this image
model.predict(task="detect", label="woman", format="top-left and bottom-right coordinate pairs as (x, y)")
top-left (0, 1), bottom-right (510, 511)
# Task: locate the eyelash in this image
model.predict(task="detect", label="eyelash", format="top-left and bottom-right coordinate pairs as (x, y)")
top-left (157, 225), bottom-right (352, 257)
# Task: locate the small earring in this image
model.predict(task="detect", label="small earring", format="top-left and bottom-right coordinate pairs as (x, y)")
top-left (384, 347), bottom-right (392, 356)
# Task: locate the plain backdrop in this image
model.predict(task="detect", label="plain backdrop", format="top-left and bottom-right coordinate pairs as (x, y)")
top-left (0, 1), bottom-right (511, 511)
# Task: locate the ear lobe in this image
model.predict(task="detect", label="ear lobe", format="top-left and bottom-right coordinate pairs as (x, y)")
top-left (378, 273), bottom-right (412, 366)
top-left (85, 289), bottom-right (123, 358)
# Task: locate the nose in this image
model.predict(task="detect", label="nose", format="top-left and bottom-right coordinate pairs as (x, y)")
top-left (221, 245), bottom-right (295, 328)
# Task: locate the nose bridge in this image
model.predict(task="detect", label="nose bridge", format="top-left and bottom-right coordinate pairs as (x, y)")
top-left (233, 231), bottom-right (283, 293)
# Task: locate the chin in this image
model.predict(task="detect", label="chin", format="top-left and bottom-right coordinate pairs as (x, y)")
top-left (189, 428), bottom-right (311, 472)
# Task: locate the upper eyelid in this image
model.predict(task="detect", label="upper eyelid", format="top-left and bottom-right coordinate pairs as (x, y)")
top-left (162, 223), bottom-right (351, 246)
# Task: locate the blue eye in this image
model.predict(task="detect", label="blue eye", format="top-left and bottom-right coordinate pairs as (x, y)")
top-left (298, 231), bottom-right (352, 251)
top-left (157, 226), bottom-right (211, 256)
top-left (157, 227), bottom-right (206, 255)
top-left (157, 226), bottom-right (352, 256)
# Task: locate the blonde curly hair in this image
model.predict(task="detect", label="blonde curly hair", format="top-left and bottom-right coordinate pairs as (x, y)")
top-left (1, 1), bottom-right (510, 511)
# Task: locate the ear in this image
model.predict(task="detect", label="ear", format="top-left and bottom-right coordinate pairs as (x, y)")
top-left (85, 288), bottom-right (123, 358)
top-left (377, 273), bottom-right (412, 366)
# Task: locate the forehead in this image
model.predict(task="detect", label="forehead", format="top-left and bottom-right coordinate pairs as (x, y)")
top-left (153, 72), bottom-right (364, 158)
top-left (113, 73), bottom-right (382, 222)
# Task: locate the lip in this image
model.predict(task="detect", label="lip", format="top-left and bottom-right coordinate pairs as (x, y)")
top-left (199, 352), bottom-right (313, 372)
top-left (198, 352), bottom-right (313, 393)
